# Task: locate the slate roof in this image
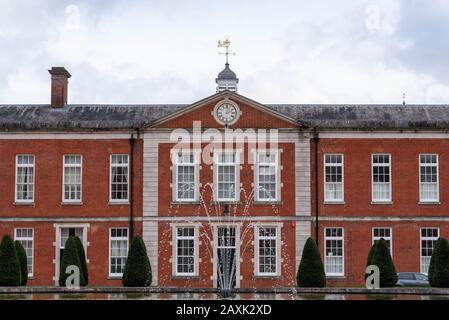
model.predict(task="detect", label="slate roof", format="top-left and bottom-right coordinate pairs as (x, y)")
top-left (1, 103), bottom-right (449, 131)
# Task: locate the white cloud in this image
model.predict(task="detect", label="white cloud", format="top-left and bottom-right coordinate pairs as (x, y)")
top-left (0, 0), bottom-right (449, 104)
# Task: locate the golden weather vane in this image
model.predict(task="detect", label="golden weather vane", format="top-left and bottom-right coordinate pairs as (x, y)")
top-left (218, 37), bottom-right (236, 64)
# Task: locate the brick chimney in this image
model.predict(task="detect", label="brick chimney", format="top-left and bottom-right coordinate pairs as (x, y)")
top-left (48, 67), bottom-right (71, 108)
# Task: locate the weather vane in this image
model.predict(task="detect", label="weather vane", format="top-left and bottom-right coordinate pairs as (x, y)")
top-left (218, 37), bottom-right (236, 64)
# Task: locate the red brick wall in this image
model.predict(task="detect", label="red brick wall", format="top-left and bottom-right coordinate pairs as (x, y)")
top-left (314, 138), bottom-right (449, 217)
top-left (158, 143), bottom-right (296, 217)
top-left (0, 221), bottom-right (142, 286)
top-left (312, 138), bottom-right (449, 286)
top-left (0, 139), bottom-right (143, 218)
top-left (0, 137), bottom-right (143, 286)
top-left (319, 221), bottom-right (449, 287)
top-left (158, 221), bottom-right (296, 288)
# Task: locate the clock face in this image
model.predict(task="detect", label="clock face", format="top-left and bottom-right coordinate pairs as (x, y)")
top-left (214, 101), bottom-right (240, 125)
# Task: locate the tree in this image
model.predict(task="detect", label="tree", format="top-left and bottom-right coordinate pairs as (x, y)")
top-left (0, 235), bottom-right (22, 286)
top-left (123, 236), bottom-right (152, 287)
top-left (365, 241), bottom-right (378, 280)
top-left (297, 237), bottom-right (326, 287)
top-left (59, 236), bottom-right (85, 287)
top-left (428, 237), bottom-right (449, 288)
top-left (368, 238), bottom-right (398, 287)
top-left (74, 236), bottom-right (88, 286)
top-left (14, 241), bottom-right (28, 286)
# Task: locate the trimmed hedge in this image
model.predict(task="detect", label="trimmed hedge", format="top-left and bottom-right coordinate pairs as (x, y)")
top-left (0, 235), bottom-right (21, 286)
top-left (14, 240), bottom-right (28, 286)
top-left (365, 241), bottom-right (378, 280)
top-left (59, 236), bottom-right (85, 287)
top-left (367, 238), bottom-right (398, 287)
top-left (123, 236), bottom-right (152, 287)
top-left (296, 238), bottom-right (326, 287)
top-left (74, 236), bottom-right (88, 286)
top-left (428, 237), bottom-right (449, 288)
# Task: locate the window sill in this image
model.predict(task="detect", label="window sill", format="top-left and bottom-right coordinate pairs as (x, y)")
top-left (62, 202), bottom-right (83, 206)
top-left (108, 202), bottom-right (130, 206)
top-left (252, 201), bottom-right (283, 205)
top-left (171, 275), bottom-right (200, 280)
top-left (371, 201), bottom-right (393, 205)
top-left (14, 202), bottom-right (35, 206)
top-left (325, 275), bottom-right (346, 279)
top-left (212, 201), bottom-right (241, 205)
top-left (324, 201), bottom-right (345, 205)
top-left (252, 275), bottom-right (283, 280)
top-left (107, 275), bottom-right (123, 280)
top-left (418, 201), bottom-right (440, 205)
top-left (170, 201), bottom-right (200, 206)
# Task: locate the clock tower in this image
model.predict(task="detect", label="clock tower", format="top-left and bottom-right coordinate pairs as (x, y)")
top-left (216, 63), bottom-right (239, 93)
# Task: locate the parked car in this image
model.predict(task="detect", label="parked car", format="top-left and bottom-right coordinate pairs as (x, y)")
top-left (397, 272), bottom-right (430, 287)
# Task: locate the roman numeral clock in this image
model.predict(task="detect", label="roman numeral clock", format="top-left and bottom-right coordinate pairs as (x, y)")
top-left (213, 99), bottom-right (241, 126)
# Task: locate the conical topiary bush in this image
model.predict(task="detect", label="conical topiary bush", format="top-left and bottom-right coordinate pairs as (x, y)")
top-left (365, 240), bottom-right (379, 280)
top-left (428, 237), bottom-right (449, 288)
top-left (74, 236), bottom-right (88, 286)
top-left (14, 240), bottom-right (28, 286)
top-left (369, 238), bottom-right (398, 287)
top-left (297, 237), bottom-right (326, 287)
top-left (0, 235), bottom-right (22, 286)
top-left (122, 235), bottom-right (152, 287)
top-left (59, 236), bottom-right (85, 287)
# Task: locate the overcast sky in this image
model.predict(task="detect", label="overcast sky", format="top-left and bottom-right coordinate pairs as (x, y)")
top-left (1, 0), bottom-right (449, 104)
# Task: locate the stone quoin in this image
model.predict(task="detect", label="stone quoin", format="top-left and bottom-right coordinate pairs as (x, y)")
top-left (1, 63), bottom-right (449, 288)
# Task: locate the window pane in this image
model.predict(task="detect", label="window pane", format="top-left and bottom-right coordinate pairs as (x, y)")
top-left (176, 227), bottom-right (195, 275)
top-left (420, 228), bottom-right (439, 274)
top-left (111, 155), bottom-right (129, 201)
top-left (324, 228), bottom-right (344, 275)
top-left (110, 228), bottom-right (128, 275)
top-left (16, 156), bottom-right (35, 201)
top-left (258, 227), bottom-right (277, 274)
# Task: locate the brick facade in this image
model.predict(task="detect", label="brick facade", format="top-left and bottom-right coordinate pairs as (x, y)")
top-left (0, 137), bottom-right (142, 285)
top-left (3, 67), bottom-right (448, 288)
top-left (314, 136), bottom-right (449, 286)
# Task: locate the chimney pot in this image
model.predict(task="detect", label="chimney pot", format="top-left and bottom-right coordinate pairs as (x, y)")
top-left (48, 67), bottom-right (71, 108)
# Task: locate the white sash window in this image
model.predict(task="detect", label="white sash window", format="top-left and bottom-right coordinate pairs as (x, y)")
top-left (419, 154), bottom-right (439, 203)
top-left (372, 154), bottom-right (391, 202)
top-left (324, 154), bottom-right (344, 202)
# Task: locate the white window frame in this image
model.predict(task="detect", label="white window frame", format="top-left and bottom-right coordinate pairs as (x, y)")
top-left (254, 150), bottom-right (281, 202)
top-left (324, 154), bottom-right (344, 203)
top-left (15, 154), bottom-right (35, 203)
top-left (324, 227), bottom-right (344, 276)
top-left (109, 154), bottom-right (129, 203)
top-left (213, 150), bottom-right (240, 202)
top-left (372, 227), bottom-right (393, 256)
top-left (254, 224), bottom-right (281, 276)
top-left (420, 227), bottom-right (439, 275)
top-left (109, 227), bottom-right (129, 277)
top-left (172, 150), bottom-right (200, 202)
top-left (172, 225), bottom-right (199, 277)
top-left (419, 154), bottom-right (439, 203)
top-left (212, 223), bottom-right (241, 288)
top-left (371, 154), bottom-right (392, 203)
top-left (14, 228), bottom-right (34, 277)
top-left (62, 155), bottom-right (83, 203)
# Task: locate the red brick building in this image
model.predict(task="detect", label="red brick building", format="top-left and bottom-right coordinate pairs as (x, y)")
top-left (2, 65), bottom-right (449, 287)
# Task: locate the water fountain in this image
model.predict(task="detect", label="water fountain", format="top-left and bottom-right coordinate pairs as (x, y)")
top-left (170, 180), bottom-right (284, 299)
